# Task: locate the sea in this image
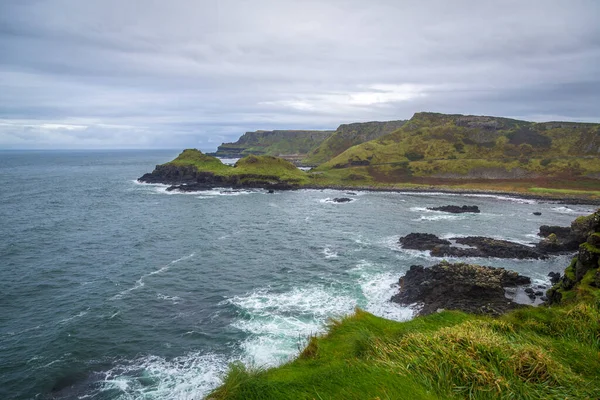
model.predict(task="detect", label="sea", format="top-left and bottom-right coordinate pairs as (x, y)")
top-left (0, 150), bottom-right (595, 400)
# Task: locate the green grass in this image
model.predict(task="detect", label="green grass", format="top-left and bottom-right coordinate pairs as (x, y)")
top-left (209, 303), bottom-right (600, 400)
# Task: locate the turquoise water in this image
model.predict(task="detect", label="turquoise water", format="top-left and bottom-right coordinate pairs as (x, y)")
top-left (0, 150), bottom-right (594, 399)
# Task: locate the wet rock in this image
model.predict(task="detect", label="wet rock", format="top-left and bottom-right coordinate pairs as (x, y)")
top-left (548, 271), bottom-right (561, 285)
top-left (427, 205), bottom-right (480, 213)
top-left (524, 288), bottom-right (534, 294)
top-left (391, 262), bottom-right (531, 316)
top-left (398, 233), bottom-right (451, 251)
top-left (533, 212), bottom-right (542, 216)
top-left (332, 197), bottom-right (353, 203)
top-left (267, 189), bottom-right (275, 194)
top-left (399, 233), bottom-right (545, 259)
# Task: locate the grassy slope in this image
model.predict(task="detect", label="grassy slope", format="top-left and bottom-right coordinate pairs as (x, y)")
top-left (310, 113), bottom-right (600, 197)
top-left (210, 209), bottom-right (600, 400)
top-left (302, 120), bottom-right (406, 165)
top-left (166, 149), bottom-right (309, 184)
top-left (209, 304), bottom-right (600, 400)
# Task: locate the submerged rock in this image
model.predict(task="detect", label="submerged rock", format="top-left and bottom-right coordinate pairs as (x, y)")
top-left (391, 261), bottom-right (531, 316)
top-left (533, 212), bottom-right (542, 216)
top-left (427, 205), bottom-right (480, 213)
top-left (398, 233), bottom-right (545, 259)
top-left (332, 197), bottom-right (353, 203)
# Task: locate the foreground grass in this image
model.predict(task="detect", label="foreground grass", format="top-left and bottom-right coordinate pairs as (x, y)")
top-left (209, 304), bottom-right (600, 400)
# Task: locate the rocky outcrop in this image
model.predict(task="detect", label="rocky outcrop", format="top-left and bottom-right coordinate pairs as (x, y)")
top-left (332, 197), bottom-right (353, 203)
top-left (427, 205), bottom-right (480, 213)
top-left (391, 262), bottom-right (531, 316)
top-left (399, 233), bottom-right (545, 259)
top-left (546, 209), bottom-right (600, 304)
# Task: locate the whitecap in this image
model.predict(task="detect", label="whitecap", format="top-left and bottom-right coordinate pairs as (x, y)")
top-left (111, 253), bottom-right (195, 300)
top-left (415, 214), bottom-right (465, 221)
top-left (98, 352), bottom-right (229, 400)
top-left (322, 247), bottom-right (338, 259)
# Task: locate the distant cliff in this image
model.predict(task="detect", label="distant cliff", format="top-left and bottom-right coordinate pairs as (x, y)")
top-left (302, 120), bottom-right (406, 165)
top-left (209, 130), bottom-right (334, 159)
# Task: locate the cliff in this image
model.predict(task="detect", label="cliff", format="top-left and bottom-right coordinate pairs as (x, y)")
top-left (302, 120), bottom-right (406, 165)
top-left (210, 130), bottom-right (334, 158)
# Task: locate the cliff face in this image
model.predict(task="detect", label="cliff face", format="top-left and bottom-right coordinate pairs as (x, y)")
top-left (302, 120), bottom-right (406, 165)
top-left (210, 130), bottom-right (334, 158)
top-left (315, 112), bottom-right (600, 181)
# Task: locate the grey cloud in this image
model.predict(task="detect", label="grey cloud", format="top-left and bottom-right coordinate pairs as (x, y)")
top-left (0, 0), bottom-right (599, 149)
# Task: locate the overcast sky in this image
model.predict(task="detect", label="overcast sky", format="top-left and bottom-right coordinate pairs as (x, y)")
top-left (1, 0), bottom-right (599, 150)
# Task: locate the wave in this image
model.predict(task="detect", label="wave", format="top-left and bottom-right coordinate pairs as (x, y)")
top-left (97, 352), bottom-right (229, 400)
top-left (111, 253), bottom-right (195, 300)
top-left (322, 247), bottom-right (339, 259)
top-left (226, 286), bottom-right (356, 366)
top-left (400, 191), bottom-right (538, 204)
top-left (415, 214), bottom-right (465, 221)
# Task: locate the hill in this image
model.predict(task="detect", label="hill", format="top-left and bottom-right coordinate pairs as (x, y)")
top-left (138, 149), bottom-right (309, 190)
top-left (301, 120), bottom-right (406, 165)
top-left (209, 130), bottom-right (334, 159)
top-left (308, 112), bottom-right (600, 194)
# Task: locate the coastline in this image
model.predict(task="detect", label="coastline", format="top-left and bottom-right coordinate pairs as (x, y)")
top-left (301, 184), bottom-right (600, 205)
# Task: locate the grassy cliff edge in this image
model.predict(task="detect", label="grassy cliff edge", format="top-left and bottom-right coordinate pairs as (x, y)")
top-left (208, 210), bottom-right (600, 400)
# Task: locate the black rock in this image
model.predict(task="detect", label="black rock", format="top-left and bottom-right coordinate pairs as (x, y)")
top-left (391, 262), bottom-right (531, 316)
top-left (535, 291), bottom-right (544, 296)
top-left (399, 233), bottom-right (546, 260)
top-left (346, 192), bottom-right (357, 195)
top-left (332, 197), bottom-right (353, 203)
top-left (524, 287), bottom-right (535, 294)
top-left (533, 212), bottom-right (542, 216)
top-left (427, 205), bottom-right (480, 214)
top-left (548, 271), bottom-right (561, 285)
top-left (267, 189), bottom-right (275, 194)
top-left (398, 233), bottom-right (451, 251)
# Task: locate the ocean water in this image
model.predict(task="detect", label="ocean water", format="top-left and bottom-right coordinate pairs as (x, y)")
top-left (0, 150), bottom-right (595, 400)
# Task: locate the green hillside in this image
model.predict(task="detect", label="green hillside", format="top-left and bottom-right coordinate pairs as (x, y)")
top-left (211, 130), bottom-right (334, 158)
top-left (311, 113), bottom-right (600, 187)
top-left (302, 120), bottom-right (406, 165)
top-left (150, 149), bottom-right (309, 187)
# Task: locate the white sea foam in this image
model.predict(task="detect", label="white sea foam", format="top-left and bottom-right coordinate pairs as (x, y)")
top-left (99, 352), bottom-right (228, 400)
top-left (415, 214), bottom-right (465, 221)
top-left (157, 294), bottom-right (182, 304)
top-left (227, 286), bottom-right (356, 366)
top-left (399, 191), bottom-right (538, 204)
top-left (111, 253), bottom-right (195, 300)
top-left (57, 310), bottom-right (88, 325)
top-left (322, 247), bottom-right (339, 259)
top-left (350, 261), bottom-right (414, 321)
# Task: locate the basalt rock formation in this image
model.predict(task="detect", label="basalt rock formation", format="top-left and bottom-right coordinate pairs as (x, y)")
top-left (391, 261), bottom-right (531, 316)
top-left (427, 205), bottom-right (480, 213)
top-left (398, 233), bottom-right (545, 259)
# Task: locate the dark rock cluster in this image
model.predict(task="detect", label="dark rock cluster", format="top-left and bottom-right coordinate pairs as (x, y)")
top-left (391, 262), bottom-right (531, 316)
top-left (398, 233), bottom-right (545, 259)
top-left (427, 205), bottom-right (480, 213)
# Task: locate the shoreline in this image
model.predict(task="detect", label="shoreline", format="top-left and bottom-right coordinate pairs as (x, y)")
top-left (142, 178), bottom-right (600, 205)
top-left (302, 184), bottom-right (600, 205)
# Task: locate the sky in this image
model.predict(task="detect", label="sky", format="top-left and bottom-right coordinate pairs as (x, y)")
top-left (1, 0), bottom-right (599, 150)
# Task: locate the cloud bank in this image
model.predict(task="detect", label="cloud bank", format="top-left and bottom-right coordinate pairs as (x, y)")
top-left (1, 0), bottom-right (599, 149)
